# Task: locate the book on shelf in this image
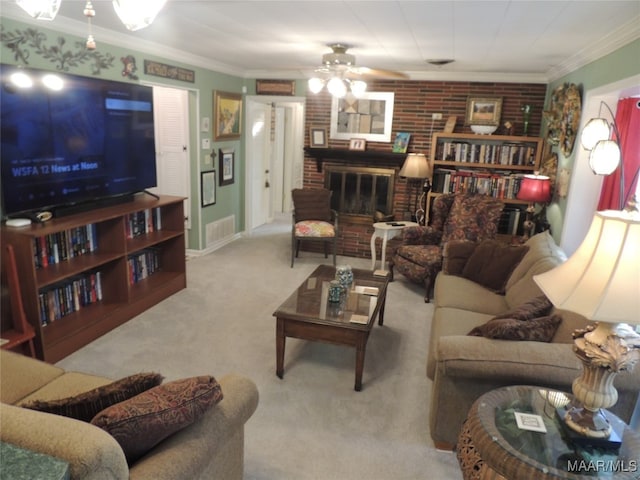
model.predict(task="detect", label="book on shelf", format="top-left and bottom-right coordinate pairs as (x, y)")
top-left (38, 269), bottom-right (103, 326)
top-left (34, 224), bottom-right (98, 269)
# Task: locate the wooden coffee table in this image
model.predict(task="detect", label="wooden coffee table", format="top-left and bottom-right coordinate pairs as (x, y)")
top-left (273, 265), bottom-right (390, 391)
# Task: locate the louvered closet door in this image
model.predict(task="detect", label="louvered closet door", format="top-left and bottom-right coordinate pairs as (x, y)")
top-left (151, 86), bottom-right (191, 229)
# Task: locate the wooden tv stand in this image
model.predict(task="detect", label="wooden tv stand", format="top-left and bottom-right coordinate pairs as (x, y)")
top-left (1, 194), bottom-right (186, 362)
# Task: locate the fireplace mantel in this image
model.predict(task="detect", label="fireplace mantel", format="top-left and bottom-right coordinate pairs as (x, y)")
top-left (304, 147), bottom-right (406, 172)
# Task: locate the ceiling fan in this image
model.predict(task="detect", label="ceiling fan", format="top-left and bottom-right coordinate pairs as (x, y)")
top-left (307, 43), bottom-right (408, 98)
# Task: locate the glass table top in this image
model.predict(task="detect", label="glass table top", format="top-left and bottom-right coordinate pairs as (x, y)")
top-left (273, 265), bottom-right (389, 328)
top-left (475, 385), bottom-right (640, 478)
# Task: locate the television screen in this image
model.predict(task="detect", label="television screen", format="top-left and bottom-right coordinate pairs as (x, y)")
top-left (1, 64), bottom-right (157, 217)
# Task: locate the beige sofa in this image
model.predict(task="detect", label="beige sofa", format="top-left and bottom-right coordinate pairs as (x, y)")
top-left (427, 231), bottom-right (640, 449)
top-left (0, 349), bottom-right (259, 479)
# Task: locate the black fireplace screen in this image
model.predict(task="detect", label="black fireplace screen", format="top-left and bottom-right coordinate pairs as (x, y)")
top-left (324, 166), bottom-right (395, 222)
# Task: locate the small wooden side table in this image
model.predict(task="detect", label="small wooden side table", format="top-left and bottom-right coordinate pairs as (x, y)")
top-left (457, 385), bottom-right (640, 480)
top-left (370, 221), bottom-right (419, 271)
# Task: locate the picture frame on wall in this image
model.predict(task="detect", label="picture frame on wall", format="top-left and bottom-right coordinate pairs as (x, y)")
top-left (309, 126), bottom-right (328, 148)
top-left (219, 148), bottom-right (235, 186)
top-left (330, 91), bottom-right (395, 142)
top-left (201, 171), bottom-right (216, 207)
top-left (392, 132), bottom-right (410, 153)
top-left (465, 97), bottom-right (503, 126)
top-left (213, 90), bottom-right (242, 140)
top-left (349, 138), bottom-right (366, 151)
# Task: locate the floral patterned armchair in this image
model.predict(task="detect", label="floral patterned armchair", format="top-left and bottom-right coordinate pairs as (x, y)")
top-left (389, 193), bottom-right (504, 302)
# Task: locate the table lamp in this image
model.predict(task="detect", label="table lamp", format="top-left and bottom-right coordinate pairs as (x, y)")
top-left (533, 206), bottom-right (640, 439)
top-left (399, 153), bottom-right (431, 225)
top-left (516, 173), bottom-right (551, 238)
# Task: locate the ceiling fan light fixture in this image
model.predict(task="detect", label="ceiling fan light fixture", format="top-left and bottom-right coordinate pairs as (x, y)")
top-left (327, 77), bottom-right (347, 98)
top-left (16, 0), bottom-right (61, 20)
top-left (308, 77), bottom-right (325, 94)
top-left (112, 0), bottom-right (167, 31)
top-left (349, 79), bottom-right (367, 97)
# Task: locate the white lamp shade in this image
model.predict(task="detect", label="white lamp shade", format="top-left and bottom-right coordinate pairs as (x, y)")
top-left (534, 210), bottom-right (640, 324)
top-left (308, 77), bottom-right (324, 94)
top-left (326, 77), bottom-right (347, 98)
top-left (349, 80), bottom-right (367, 97)
top-left (580, 117), bottom-right (610, 151)
top-left (399, 153), bottom-right (430, 179)
top-left (589, 140), bottom-right (621, 175)
top-left (112, 0), bottom-right (167, 31)
top-left (17, 0), bottom-right (60, 20)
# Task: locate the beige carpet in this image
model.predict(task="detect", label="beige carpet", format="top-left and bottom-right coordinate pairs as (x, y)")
top-left (56, 216), bottom-right (463, 480)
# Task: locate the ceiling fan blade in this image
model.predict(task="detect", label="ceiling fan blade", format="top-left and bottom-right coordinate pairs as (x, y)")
top-left (346, 67), bottom-right (409, 80)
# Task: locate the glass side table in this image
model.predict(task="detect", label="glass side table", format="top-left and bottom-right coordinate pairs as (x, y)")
top-left (0, 441), bottom-right (70, 480)
top-left (457, 385), bottom-right (640, 479)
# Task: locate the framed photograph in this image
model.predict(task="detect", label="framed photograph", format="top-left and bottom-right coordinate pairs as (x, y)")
top-left (465, 97), bottom-right (503, 126)
top-left (256, 79), bottom-right (296, 96)
top-left (219, 148), bottom-right (235, 186)
top-left (330, 91), bottom-right (395, 142)
top-left (201, 116), bottom-right (210, 133)
top-left (201, 171), bottom-right (216, 207)
top-left (349, 138), bottom-right (366, 151)
top-left (214, 90), bottom-right (242, 140)
top-left (309, 126), bottom-right (328, 148)
top-left (392, 132), bottom-right (410, 153)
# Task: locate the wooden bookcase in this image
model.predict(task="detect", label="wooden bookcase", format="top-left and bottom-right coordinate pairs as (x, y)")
top-left (426, 132), bottom-right (544, 233)
top-left (1, 194), bottom-right (186, 362)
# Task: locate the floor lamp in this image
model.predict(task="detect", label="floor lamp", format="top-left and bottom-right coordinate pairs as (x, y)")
top-left (399, 153), bottom-right (431, 225)
top-left (534, 207), bottom-right (640, 440)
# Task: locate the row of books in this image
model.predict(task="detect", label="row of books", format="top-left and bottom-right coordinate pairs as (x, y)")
top-left (128, 248), bottom-right (160, 285)
top-left (432, 169), bottom-right (526, 200)
top-left (126, 208), bottom-right (162, 239)
top-left (34, 224), bottom-right (98, 269)
top-left (38, 271), bottom-right (103, 326)
top-left (497, 207), bottom-right (526, 236)
top-left (436, 141), bottom-right (537, 166)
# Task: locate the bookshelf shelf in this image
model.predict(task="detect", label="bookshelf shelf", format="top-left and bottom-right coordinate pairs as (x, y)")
top-left (428, 132), bottom-right (544, 236)
top-left (1, 194), bottom-right (186, 362)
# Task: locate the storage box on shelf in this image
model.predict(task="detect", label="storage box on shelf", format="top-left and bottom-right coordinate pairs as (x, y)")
top-left (427, 133), bottom-right (544, 237)
top-left (1, 194), bottom-right (186, 362)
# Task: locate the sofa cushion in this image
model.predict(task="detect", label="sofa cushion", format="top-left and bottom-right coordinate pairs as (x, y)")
top-left (433, 273), bottom-right (509, 315)
top-left (0, 350), bottom-right (65, 405)
top-left (91, 375), bottom-right (223, 463)
top-left (468, 314), bottom-right (562, 342)
top-left (442, 241), bottom-right (477, 275)
top-left (23, 372), bottom-right (164, 422)
top-left (461, 241), bottom-right (529, 293)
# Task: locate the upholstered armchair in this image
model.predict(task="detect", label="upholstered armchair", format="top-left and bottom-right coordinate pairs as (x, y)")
top-left (389, 193), bottom-right (504, 302)
top-left (291, 188), bottom-right (338, 267)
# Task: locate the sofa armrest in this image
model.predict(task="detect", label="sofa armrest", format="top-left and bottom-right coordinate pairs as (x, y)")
top-left (0, 402), bottom-right (128, 480)
top-left (129, 373), bottom-right (259, 480)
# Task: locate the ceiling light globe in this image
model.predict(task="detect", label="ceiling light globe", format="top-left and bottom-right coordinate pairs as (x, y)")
top-left (308, 77), bottom-right (324, 94)
top-left (349, 80), bottom-right (367, 97)
top-left (17, 0), bottom-right (61, 20)
top-left (581, 118), bottom-right (610, 151)
top-left (112, 0), bottom-right (167, 31)
top-left (42, 73), bottom-right (64, 91)
top-left (10, 72), bottom-right (33, 88)
top-left (327, 77), bottom-right (347, 98)
top-left (589, 140), bottom-right (620, 175)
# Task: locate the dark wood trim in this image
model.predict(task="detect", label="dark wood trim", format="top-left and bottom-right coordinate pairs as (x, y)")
top-left (304, 147), bottom-right (406, 172)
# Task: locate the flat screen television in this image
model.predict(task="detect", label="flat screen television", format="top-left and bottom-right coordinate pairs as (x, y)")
top-left (1, 64), bottom-right (157, 218)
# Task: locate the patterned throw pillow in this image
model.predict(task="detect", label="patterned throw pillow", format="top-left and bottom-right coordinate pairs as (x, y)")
top-left (494, 295), bottom-right (553, 320)
top-left (468, 314), bottom-right (562, 342)
top-left (23, 372), bottom-right (164, 422)
top-left (91, 375), bottom-right (223, 463)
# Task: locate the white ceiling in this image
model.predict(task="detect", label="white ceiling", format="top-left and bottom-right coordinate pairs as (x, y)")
top-left (2, 0), bottom-right (639, 83)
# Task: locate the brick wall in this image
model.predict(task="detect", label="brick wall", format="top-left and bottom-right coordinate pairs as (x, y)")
top-left (302, 79), bottom-right (547, 260)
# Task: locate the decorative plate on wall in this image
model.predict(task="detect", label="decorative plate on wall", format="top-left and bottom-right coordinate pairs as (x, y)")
top-left (558, 83), bottom-right (582, 157)
top-left (543, 85), bottom-right (565, 146)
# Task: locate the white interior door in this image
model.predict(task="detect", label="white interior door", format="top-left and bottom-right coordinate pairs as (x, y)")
top-left (151, 86), bottom-right (191, 228)
top-left (245, 99), bottom-right (271, 230)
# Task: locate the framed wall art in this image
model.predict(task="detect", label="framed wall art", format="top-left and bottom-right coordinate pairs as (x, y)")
top-left (219, 148), bottom-right (235, 186)
top-left (349, 138), bottom-right (366, 151)
top-left (309, 126), bottom-right (328, 148)
top-left (465, 97), bottom-right (503, 126)
top-left (201, 171), bottom-right (216, 207)
top-left (330, 91), bottom-right (395, 142)
top-left (213, 90), bottom-right (242, 140)
top-left (392, 132), bottom-right (410, 153)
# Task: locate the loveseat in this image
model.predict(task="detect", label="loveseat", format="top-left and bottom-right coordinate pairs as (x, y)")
top-left (0, 349), bottom-right (259, 479)
top-left (427, 231), bottom-right (640, 449)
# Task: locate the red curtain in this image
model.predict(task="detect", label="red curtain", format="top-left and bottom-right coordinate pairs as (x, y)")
top-left (597, 97), bottom-right (640, 210)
